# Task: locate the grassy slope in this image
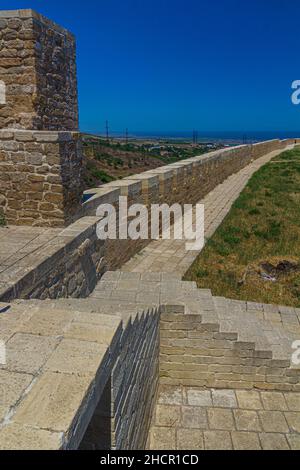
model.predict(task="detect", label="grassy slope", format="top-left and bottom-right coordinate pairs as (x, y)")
top-left (82, 138), bottom-right (212, 189)
top-left (185, 146), bottom-right (300, 307)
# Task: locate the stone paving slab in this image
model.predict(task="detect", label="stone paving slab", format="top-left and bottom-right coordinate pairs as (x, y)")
top-left (0, 225), bottom-right (61, 299)
top-left (148, 385), bottom-right (300, 450)
top-left (122, 148), bottom-right (292, 276)
top-left (0, 301), bottom-right (123, 450)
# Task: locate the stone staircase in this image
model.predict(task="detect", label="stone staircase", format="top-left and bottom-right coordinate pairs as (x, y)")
top-left (12, 271), bottom-right (300, 392)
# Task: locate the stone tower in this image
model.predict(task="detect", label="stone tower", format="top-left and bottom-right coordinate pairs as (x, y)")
top-left (0, 9), bottom-right (83, 227)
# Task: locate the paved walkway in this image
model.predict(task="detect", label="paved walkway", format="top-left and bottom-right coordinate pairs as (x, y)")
top-left (123, 148), bottom-right (293, 276)
top-left (148, 385), bottom-right (300, 450)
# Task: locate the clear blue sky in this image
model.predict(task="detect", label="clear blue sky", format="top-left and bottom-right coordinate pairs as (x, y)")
top-left (3, 0), bottom-right (300, 134)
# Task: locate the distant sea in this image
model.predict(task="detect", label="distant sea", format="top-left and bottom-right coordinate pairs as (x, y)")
top-left (86, 130), bottom-right (300, 145)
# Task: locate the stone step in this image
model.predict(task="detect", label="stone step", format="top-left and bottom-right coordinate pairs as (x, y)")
top-left (10, 272), bottom-right (300, 384)
top-left (213, 296), bottom-right (300, 368)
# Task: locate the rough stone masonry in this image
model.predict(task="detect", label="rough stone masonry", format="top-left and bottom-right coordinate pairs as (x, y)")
top-left (0, 9), bottom-right (83, 227)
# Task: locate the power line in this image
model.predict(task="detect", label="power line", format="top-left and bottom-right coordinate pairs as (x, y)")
top-left (105, 120), bottom-right (109, 143)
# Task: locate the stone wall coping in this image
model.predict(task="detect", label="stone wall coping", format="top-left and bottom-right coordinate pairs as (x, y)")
top-left (81, 140), bottom-right (285, 216)
top-left (123, 173), bottom-right (160, 190)
top-left (0, 130), bottom-right (80, 143)
top-left (80, 138), bottom-right (296, 220)
top-left (252, 139), bottom-right (279, 146)
top-left (0, 9), bottom-right (75, 40)
top-left (102, 179), bottom-right (143, 197)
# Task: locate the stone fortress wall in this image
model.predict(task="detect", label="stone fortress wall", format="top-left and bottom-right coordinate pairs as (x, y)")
top-left (0, 136), bottom-right (296, 302)
top-left (0, 10), bottom-right (300, 451)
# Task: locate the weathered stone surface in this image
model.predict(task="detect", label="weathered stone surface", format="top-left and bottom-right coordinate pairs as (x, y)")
top-left (259, 433), bottom-right (289, 450)
top-left (236, 390), bottom-right (263, 410)
top-left (181, 406), bottom-right (208, 429)
top-left (19, 308), bottom-right (74, 336)
top-left (155, 405), bottom-right (181, 427)
top-left (0, 370), bottom-right (33, 415)
top-left (3, 333), bottom-right (58, 374)
top-left (186, 389), bottom-right (212, 407)
top-left (203, 431), bottom-right (232, 450)
top-left (233, 410), bottom-right (261, 432)
top-left (284, 412), bottom-right (300, 433)
top-left (212, 389), bottom-right (237, 408)
top-left (207, 408), bottom-right (235, 431)
top-left (261, 392), bottom-right (288, 411)
top-left (158, 385), bottom-right (183, 406)
top-left (259, 411), bottom-right (289, 433)
top-left (284, 393), bottom-right (300, 411)
top-left (44, 338), bottom-right (108, 376)
top-left (287, 434), bottom-right (300, 450)
top-left (149, 427), bottom-right (176, 450)
top-left (13, 372), bottom-right (93, 433)
top-left (0, 424), bottom-right (63, 450)
top-left (231, 431), bottom-right (261, 450)
top-left (176, 429), bottom-right (204, 450)
top-left (63, 322), bottom-right (117, 345)
top-left (0, 10), bottom-right (78, 131)
top-left (0, 131), bottom-right (83, 227)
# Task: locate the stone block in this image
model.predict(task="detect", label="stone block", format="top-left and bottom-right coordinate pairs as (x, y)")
top-left (158, 385), bottom-right (183, 406)
top-left (181, 406), bottom-right (208, 429)
top-left (284, 392), bottom-right (300, 411)
top-left (284, 412), bottom-right (300, 433)
top-left (211, 389), bottom-right (237, 408)
top-left (176, 429), bottom-right (204, 450)
top-left (207, 408), bottom-right (235, 431)
top-left (231, 431), bottom-right (261, 450)
top-left (233, 409), bottom-right (261, 431)
top-left (260, 392), bottom-right (288, 411)
top-left (236, 390), bottom-right (263, 410)
top-left (203, 431), bottom-right (232, 450)
top-left (0, 424), bottom-right (63, 450)
top-left (259, 411), bottom-right (289, 433)
top-left (3, 333), bottom-right (58, 374)
top-left (44, 339), bottom-right (108, 376)
top-left (149, 427), bottom-right (176, 450)
top-left (259, 433), bottom-right (289, 450)
top-left (155, 405), bottom-right (181, 427)
top-left (0, 369), bottom-right (33, 414)
top-left (186, 389), bottom-right (212, 407)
